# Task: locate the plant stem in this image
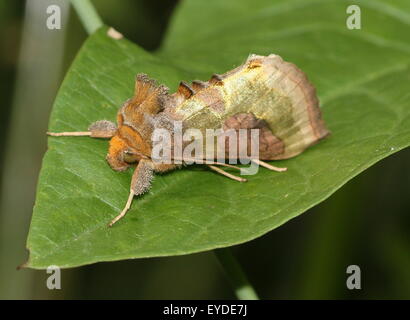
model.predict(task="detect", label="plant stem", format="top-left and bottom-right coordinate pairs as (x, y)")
top-left (70, 0), bottom-right (103, 35)
top-left (214, 248), bottom-right (259, 300)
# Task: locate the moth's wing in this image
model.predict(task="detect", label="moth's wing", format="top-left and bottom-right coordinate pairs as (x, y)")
top-left (259, 54), bottom-right (329, 159)
top-left (164, 54), bottom-right (329, 160)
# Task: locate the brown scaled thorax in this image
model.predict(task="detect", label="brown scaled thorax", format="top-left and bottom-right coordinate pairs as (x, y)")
top-left (104, 74), bottom-right (171, 172)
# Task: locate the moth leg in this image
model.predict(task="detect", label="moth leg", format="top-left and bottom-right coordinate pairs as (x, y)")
top-left (47, 131), bottom-right (91, 137)
top-left (207, 165), bottom-right (247, 182)
top-left (47, 120), bottom-right (117, 139)
top-left (201, 161), bottom-right (241, 171)
top-left (108, 188), bottom-right (135, 227)
top-left (175, 157), bottom-right (241, 171)
top-left (108, 159), bottom-right (154, 227)
top-left (251, 159), bottom-right (287, 172)
top-left (151, 163), bottom-right (179, 173)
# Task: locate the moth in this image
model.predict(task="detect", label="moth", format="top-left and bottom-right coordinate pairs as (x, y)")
top-left (48, 54), bottom-right (329, 226)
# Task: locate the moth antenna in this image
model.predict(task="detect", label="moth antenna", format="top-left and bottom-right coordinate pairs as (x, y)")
top-left (251, 159), bottom-right (287, 172)
top-left (209, 73), bottom-right (224, 85)
top-left (108, 190), bottom-right (135, 227)
top-left (177, 81), bottom-right (195, 99)
top-left (207, 165), bottom-right (247, 182)
top-left (191, 80), bottom-right (208, 91)
top-left (47, 131), bottom-right (91, 137)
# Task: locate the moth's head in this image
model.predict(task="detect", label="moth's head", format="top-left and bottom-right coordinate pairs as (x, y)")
top-left (106, 124), bottom-right (151, 172)
top-left (104, 73), bottom-right (168, 171)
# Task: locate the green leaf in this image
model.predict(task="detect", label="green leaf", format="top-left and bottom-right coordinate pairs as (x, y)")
top-left (26, 0), bottom-right (410, 268)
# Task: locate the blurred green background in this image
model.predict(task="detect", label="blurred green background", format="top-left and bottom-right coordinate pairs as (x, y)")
top-left (0, 0), bottom-right (409, 299)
